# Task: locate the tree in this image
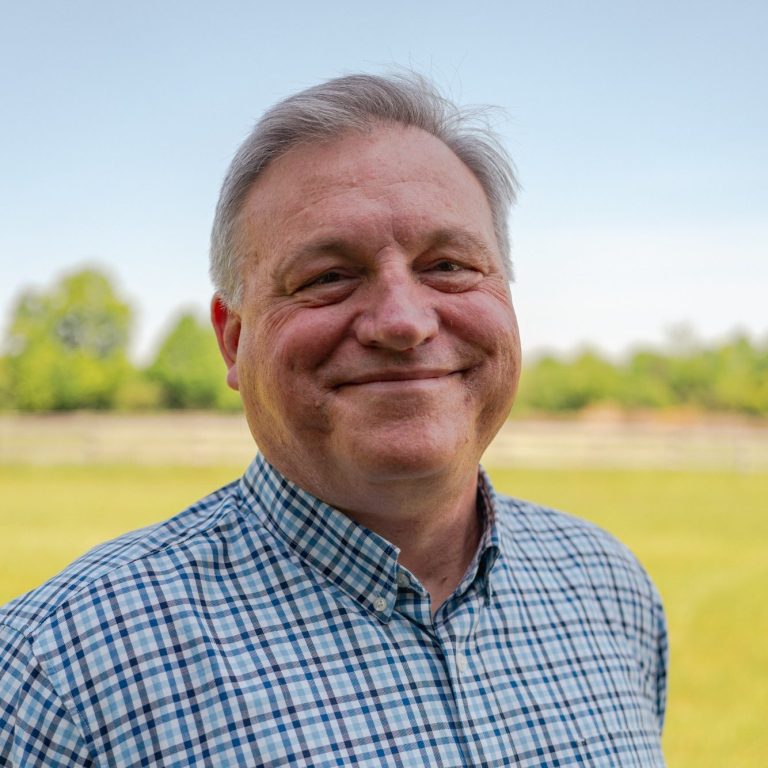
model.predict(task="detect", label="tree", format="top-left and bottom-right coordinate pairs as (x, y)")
top-left (710, 334), bottom-right (768, 414)
top-left (516, 348), bottom-right (619, 412)
top-left (0, 356), bottom-right (11, 410)
top-left (5, 268), bottom-right (133, 410)
top-left (617, 349), bottom-right (674, 409)
top-left (147, 311), bottom-right (240, 410)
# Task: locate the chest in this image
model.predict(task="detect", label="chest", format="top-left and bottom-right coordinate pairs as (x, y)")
top-left (59, 584), bottom-right (663, 767)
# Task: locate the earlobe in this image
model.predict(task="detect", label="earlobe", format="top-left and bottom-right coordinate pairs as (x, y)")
top-left (211, 295), bottom-right (241, 391)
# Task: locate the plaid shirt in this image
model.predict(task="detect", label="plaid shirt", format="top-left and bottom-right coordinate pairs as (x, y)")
top-left (1, 456), bottom-right (667, 766)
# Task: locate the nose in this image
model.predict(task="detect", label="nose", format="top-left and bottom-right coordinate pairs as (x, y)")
top-left (354, 266), bottom-right (438, 351)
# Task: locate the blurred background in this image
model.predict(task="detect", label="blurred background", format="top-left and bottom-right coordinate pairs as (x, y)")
top-left (1, 2), bottom-right (766, 765)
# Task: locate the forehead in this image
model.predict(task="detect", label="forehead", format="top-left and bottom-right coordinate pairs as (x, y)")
top-left (238, 125), bottom-right (497, 255)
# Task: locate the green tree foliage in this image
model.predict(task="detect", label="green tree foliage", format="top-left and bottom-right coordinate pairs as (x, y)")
top-left (710, 335), bottom-right (768, 414)
top-left (518, 350), bottom-right (621, 411)
top-left (147, 311), bottom-right (240, 411)
top-left (0, 356), bottom-right (11, 410)
top-left (516, 333), bottom-right (768, 416)
top-left (616, 350), bottom-right (675, 409)
top-left (5, 269), bottom-right (133, 410)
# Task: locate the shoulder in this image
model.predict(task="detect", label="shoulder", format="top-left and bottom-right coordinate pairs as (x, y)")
top-left (0, 478), bottom-right (243, 640)
top-left (491, 490), bottom-right (666, 653)
top-left (0, 477), bottom-right (251, 762)
top-left (488, 488), bottom-right (669, 729)
top-left (493, 491), bottom-right (652, 587)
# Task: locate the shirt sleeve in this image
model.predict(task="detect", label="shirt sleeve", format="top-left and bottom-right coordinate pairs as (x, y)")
top-left (0, 624), bottom-right (95, 767)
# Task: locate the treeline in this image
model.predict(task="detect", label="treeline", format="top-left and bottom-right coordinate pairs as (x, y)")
top-left (516, 339), bottom-right (768, 415)
top-left (0, 268), bottom-right (239, 412)
top-left (1, 267), bottom-right (767, 415)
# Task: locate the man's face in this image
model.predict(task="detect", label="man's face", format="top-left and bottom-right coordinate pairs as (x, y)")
top-left (213, 125), bottom-right (521, 498)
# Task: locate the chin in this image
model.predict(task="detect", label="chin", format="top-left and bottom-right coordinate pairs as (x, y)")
top-left (343, 433), bottom-right (473, 483)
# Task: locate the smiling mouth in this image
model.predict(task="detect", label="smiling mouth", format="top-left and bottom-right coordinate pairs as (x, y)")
top-left (336, 368), bottom-right (465, 388)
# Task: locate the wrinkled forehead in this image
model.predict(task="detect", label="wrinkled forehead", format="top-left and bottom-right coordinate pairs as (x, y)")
top-left (237, 125), bottom-right (497, 254)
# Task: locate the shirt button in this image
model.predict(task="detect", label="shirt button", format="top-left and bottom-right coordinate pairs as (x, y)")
top-left (456, 654), bottom-right (468, 674)
top-left (396, 572), bottom-right (410, 588)
top-left (373, 596), bottom-right (388, 612)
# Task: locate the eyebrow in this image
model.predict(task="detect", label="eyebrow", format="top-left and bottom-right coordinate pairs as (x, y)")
top-left (427, 228), bottom-right (496, 261)
top-left (270, 240), bottom-right (357, 286)
top-left (272, 226), bottom-right (495, 282)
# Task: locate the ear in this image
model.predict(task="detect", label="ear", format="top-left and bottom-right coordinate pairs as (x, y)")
top-left (211, 294), bottom-right (241, 391)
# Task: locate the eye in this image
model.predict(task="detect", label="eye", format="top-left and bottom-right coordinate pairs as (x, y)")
top-left (432, 260), bottom-right (462, 272)
top-left (299, 270), bottom-right (349, 291)
top-left (291, 268), bottom-right (358, 303)
top-left (310, 271), bottom-right (345, 286)
top-left (422, 257), bottom-right (482, 292)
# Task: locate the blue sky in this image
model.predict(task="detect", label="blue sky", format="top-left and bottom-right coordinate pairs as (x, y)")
top-left (1, 1), bottom-right (765, 362)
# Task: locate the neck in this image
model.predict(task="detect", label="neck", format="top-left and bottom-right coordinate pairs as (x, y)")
top-left (358, 480), bottom-right (481, 612)
top-left (285, 461), bottom-right (483, 612)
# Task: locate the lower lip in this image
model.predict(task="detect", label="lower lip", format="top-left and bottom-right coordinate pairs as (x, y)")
top-left (341, 374), bottom-right (460, 391)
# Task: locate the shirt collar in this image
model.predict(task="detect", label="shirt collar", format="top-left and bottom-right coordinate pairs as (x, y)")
top-left (240, 455), bottom-right (501, 621)
top-left (451, 467), bottom-right (501, 604)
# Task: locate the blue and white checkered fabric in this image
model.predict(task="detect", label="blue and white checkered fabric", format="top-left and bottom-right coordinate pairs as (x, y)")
top-left (1, 455), bottom-right (667, 766)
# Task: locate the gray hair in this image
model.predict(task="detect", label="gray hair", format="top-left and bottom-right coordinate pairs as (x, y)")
top-left (210, 72), bottom-right (519, 307)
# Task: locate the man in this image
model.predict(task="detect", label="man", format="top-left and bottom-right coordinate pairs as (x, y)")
top-left (0, 73), bottom-right (667, 766)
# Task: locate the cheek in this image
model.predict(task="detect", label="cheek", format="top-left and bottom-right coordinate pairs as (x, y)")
top-left (246, 309), bottom-right (348, 394)
top-left (490, 312), bottom-right (522, 402)
top-left (446, 293), bottom-right (520, 357)
top-left (448, 296), bottom-right (521, 409)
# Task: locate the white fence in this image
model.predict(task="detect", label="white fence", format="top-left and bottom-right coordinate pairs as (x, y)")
top-left (1, 413), bottom-right (767, 472)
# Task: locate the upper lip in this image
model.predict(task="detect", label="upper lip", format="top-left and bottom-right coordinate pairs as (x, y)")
top-left (337, 367), bottom-right (461, 387)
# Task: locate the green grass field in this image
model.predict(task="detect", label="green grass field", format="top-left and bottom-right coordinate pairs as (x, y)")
top-left (1, 464), bottom-right (766, 767)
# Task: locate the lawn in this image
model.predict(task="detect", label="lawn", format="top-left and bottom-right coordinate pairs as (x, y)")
top-left (1, 463), bottom-right (766, 767)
